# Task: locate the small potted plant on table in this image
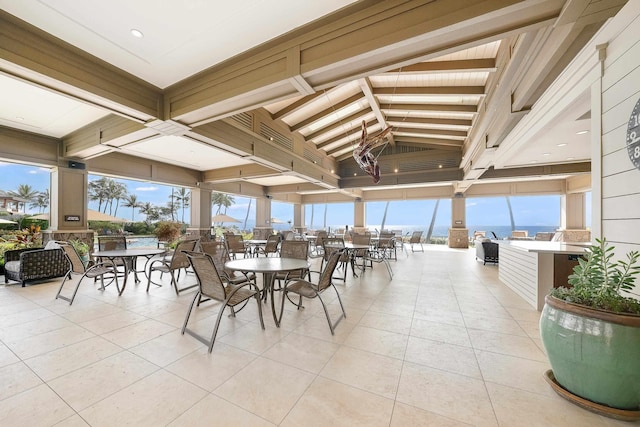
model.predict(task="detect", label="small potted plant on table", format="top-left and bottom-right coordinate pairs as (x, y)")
top-left (540, 238), bottom-right (640, 420)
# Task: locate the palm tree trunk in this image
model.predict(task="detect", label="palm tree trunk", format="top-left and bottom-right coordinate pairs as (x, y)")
top-left (505, 196), bottom-right (515, 231)
top-left (323, 204), bottom-right (328, 230)
top-left (426, 199), bottom-right (440, 242)
top-left (243, 198), bottom-right (252, 230)
top-left (310, 205), bottom-right (315, 230)
top-left (380, 201), bottom-right (390, 231)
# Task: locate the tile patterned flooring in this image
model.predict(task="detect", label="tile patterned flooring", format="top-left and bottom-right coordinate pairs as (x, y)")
top-left (1, 245), bottom-right (637, 426)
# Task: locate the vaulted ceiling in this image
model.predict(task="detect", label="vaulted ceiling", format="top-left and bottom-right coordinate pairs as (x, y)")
top-left (0, 0), bottom-right (627, 202)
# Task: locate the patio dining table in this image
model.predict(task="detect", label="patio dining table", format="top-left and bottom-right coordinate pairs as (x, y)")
top-left (225, 257), bottom-right (310, 327)
top-left (93, 248), bottom-right (166, 295)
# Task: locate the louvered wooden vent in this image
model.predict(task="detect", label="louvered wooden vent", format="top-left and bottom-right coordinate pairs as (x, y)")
top-left (260, 124), bottom-right (292, 150)
top-left (304, 148), bottom-right (321, 165)
top-left (231, 112), bottom-right (253, 130)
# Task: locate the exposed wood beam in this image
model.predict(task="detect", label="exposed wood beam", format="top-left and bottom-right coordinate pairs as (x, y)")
top-left (383, 103), bottom-right (478, 114)
top-left (359, 77), bottom-right (395, 148)
top-left (164, 0), bottom-right (560, 124)
top-left (393, 127), bottom-right (468, 138)
top-left (479, 162), bottom-right (591, 179)
top-left (340, 168), bottom-right (464, 188)
top-left (315, 119), bottom-right (377, 150)
top-left (268, 182), bottom-right (328, 194)
top-left (202, 164), bottom-right (280, 183)
top-left (393, 138), bottom-right (464, 151)
top-left (373, 86), bottom-right (485, 96)
top-left (0, 11), bottom-right (161, 122)
top-left (271, 91), bottom-right (325, 120)
top-left (385, 58), bottom-right (497, 74)
top-left (290, 93), bottom-right (363, 132)
top-left (305, 107), bottom-right (373, 141)
top-left (387, 116), bottom-right (472, 127)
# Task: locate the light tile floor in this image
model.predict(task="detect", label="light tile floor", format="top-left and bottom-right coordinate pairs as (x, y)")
top-left (1, 245), bottom-right (637, 426)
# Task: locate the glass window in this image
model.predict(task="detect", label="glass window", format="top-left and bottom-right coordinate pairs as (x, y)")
top-left (305, 202), bottom-right (354, 231)
top-left (466, 195), bottom-right (560, 239)
top-left (365, 199), bottom-right (451, 238)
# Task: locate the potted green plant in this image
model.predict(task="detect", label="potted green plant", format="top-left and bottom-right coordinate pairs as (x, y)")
top-left (540, 238), bottom-right (640, 419)
top-left (69, 239), bottom-right (90, 267)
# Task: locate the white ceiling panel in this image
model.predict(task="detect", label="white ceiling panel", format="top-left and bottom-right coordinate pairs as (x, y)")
top-left (121, 135), bottom-right (252, 171)
top-left (0, 73), bottom-right (109, 138)
top-left (0, 0), bottom-right (358, 88)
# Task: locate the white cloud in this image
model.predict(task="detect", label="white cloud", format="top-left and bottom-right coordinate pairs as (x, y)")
top-left (28, 170), bottom-right (38, 174)
top-left (136, 186), bottom-right (158, 192)
top-left (466, 202), bottom-right (477, 207)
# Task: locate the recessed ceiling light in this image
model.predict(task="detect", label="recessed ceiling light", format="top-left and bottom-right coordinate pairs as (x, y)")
top-left (330, 169), bottom-right (334, 173)
top-left (353, 173), bottom-right (357, 176)
top-left (529, 160), bottom-right (537, 164)
top-left (567, 157), bottom-right (575, 160)
top-left (543, 153), bottom-right (550, 156)
top-left (576, 130), bottom-right (588, 135)
top-left (557, 143), bottom-right (567, 147)
top-left (394, 168), bottom-right (398, 173)
top-left (438, 164), bottom-right (442, 168)
top-left (130, 29), bottom-right (144, 38)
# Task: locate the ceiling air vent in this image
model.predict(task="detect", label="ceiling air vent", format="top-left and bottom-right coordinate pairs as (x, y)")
top-left (230, 112), bottom-right (253, 130)
top-left (304, 148), bottom-right (321, 165)
top-left (260, 124), bottom-right (292, 150)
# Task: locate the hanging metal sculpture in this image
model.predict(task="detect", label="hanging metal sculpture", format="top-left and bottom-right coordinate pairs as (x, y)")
top-left (353, 120), bottom-right (392, 184)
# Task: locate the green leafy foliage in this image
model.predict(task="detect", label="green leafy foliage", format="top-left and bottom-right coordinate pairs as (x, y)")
top-left (550, 238), bottom-right (640, 314)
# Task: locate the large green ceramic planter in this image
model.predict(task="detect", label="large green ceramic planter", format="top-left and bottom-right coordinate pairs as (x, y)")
top-left (540, 295), bottom-right (640, 410)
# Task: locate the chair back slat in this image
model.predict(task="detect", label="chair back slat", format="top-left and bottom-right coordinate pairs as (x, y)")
top-left (322, 237), bottom-right (349, 261)
top-left (59, 243), bottom-right (85, 274)
top-left (184, 251), bottom-right (227, 301)
top-left (98, 236), bottom-right (127, 251)
top-left (170, 239), bottom-right (199, 269)
top-left (225, 234), bottom-right (245, 256)
top-left (352, 234), bottom-right (371, 246)
top-left (279, 240), bottom-right (308, 260)
top-left (264, 235), bottom-right (281, 253)
top-left (317, 249), bottom-right (345, 292)
top-left (409, 231), bottom-right (423, 244)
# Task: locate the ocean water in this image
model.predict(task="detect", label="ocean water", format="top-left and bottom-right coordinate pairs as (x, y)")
top-left (217, 222), bottom-right (560, 240)
top-left (334, 225), bottom-right (560, 239)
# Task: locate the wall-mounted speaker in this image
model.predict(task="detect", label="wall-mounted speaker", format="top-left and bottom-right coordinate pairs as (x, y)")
top-left (68, 161), bottom-right (86, 170)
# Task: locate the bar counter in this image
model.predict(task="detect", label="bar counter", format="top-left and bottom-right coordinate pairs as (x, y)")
top-left (497, 240), bottom-right (589, 310)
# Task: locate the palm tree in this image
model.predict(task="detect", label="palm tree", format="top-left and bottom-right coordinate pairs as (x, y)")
top-left (175, 187), bottom-right (190, 223)
top-left (243, 198), bottom-right (252, 230)
top-left (426, 199), bottom-right (440, 242)
top-left (30, 189), bottom-right (50, 213)
top-left (505, 196), bottom-right (516, 232)
top-left (139, 202), bottom-right (160, 225)
top-left (88, 177), bottom-right (110, 212)
top-left (108, 181), bottom-right (127, 215)
top-left (212, 192), bottom-right (235, 214)
top-left (9, 184), bottom-right (39, 212)
top-left (122, 194), bottom-right (141, 221)
top-left (380, 201), bottom-right (390, 231)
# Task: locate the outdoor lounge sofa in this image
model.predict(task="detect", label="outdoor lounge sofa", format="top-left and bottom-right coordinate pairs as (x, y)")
top-left (4, 247), bottom-right (68, 286)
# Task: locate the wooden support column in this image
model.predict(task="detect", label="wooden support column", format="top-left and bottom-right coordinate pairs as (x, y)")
top-left (449, 196), bottom-right (468, 248)
top-left (42, 166), bottom-right (94, 249)
top-left (187, 187), bottom-right (212, 240)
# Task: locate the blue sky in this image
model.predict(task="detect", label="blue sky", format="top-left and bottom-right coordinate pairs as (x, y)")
top-left (1, 161), bottom-right (581, 227)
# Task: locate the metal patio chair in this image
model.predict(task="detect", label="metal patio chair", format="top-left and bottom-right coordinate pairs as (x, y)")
top-left (146, 239), bottom-right (199, 295)
top-left (183, 251), bottom-right (264, 353)
top-left (278, 249), bottom-right (347, 335)
top-left (55, 242), bottom-right (119, 304)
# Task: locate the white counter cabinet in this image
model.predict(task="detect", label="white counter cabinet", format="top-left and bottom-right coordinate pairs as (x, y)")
top-left (497, 241), bottom-right (588, 311)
